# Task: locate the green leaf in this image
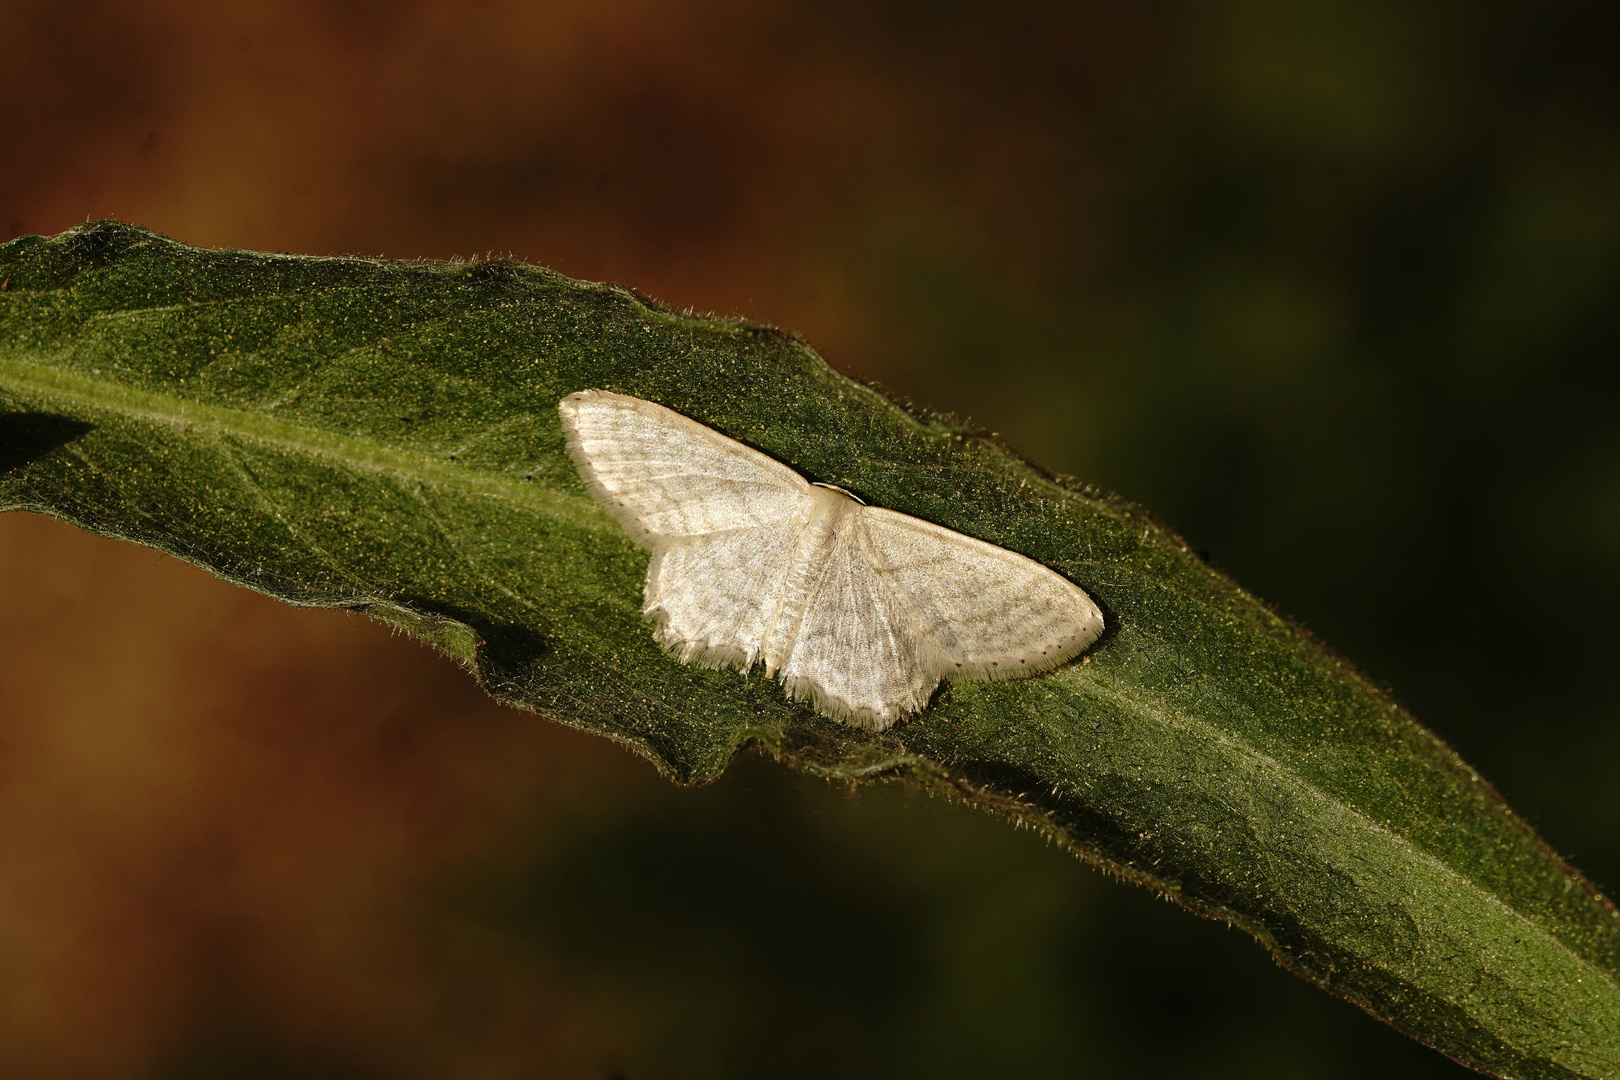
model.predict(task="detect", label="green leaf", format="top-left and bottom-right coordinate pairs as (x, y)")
top-left (1, 221), bottom-right (1616, 1078)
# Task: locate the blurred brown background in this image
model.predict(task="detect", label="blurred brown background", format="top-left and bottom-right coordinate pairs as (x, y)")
top-left (2, 1), bottom-right (1618, 1077)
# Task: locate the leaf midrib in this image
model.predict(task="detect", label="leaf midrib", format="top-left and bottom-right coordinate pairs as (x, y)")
top-left (0, 354), bottom-right (600, 528)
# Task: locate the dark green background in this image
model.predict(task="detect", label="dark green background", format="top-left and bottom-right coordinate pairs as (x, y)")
top-left (2, 1), bottom-right (1616, 1077)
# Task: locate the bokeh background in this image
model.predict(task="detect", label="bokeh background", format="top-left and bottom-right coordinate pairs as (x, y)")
top-left (2, 1), bottom-right (1617, 1077)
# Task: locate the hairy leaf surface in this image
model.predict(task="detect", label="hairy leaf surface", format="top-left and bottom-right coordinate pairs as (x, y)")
top-left (1, 223), bottom-right (1615, 1078)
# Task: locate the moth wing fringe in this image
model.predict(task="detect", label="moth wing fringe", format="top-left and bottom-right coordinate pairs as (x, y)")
top-left (778, 674), bottom-right (917, 733)
top-left (646, 607), bottom-right (761, 674)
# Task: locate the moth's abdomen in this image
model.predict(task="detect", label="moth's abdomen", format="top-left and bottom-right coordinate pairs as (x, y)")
top-left (762, 486), bottom-right (855, 676)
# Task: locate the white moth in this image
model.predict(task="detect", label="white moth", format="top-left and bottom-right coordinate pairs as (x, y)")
top-left (559, 390), bottom-right (1104, 730)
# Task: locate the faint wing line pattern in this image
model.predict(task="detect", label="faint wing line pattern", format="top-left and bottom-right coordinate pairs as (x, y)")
top-left (559, 389), bottom-right (1104, 729)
